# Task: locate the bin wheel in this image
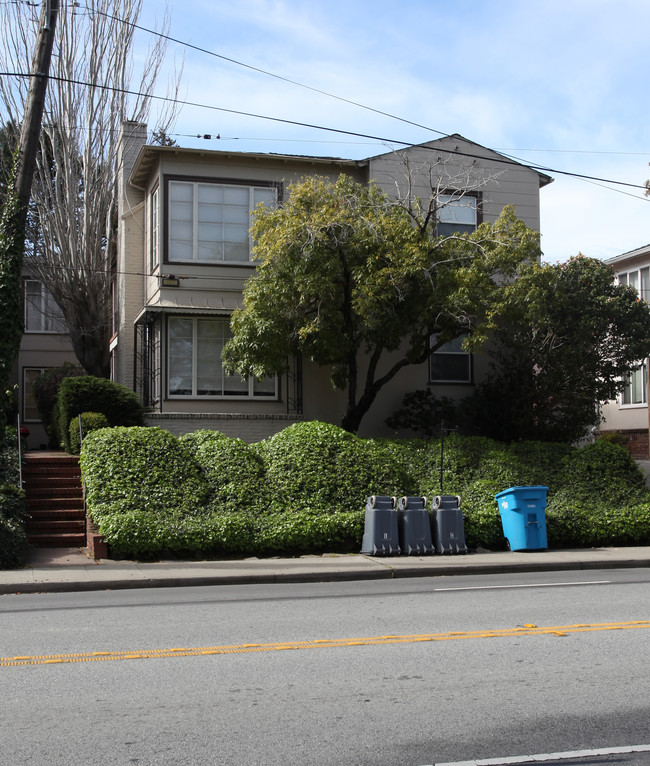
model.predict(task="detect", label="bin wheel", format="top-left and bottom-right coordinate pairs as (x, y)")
top-left (505, 538), bottom-right (511, 551)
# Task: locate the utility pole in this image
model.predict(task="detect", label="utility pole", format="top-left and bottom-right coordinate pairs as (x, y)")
top-left (14, 0), bottom-right (59, 220)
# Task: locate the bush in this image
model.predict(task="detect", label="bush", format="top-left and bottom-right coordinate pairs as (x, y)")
top-left (80, 427), bottom-right (209, 519)
top-left (258, 421), bottom-right (416, 513)
top-left (57, 376), bottom-right (145, 452)
top-left (0, 484), bottom-right (27, 569)
top-left (68, 411), bottom-right (109, 455)
top-left (78, 422), bottom-right (650, 560)
top-left (179, 430), bottom-right (269, 514)
top-left (32, 364), bottom-right (86, 448)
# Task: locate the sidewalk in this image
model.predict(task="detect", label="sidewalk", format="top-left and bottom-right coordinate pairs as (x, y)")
top-left (1, 545), bottom-right (650, 595)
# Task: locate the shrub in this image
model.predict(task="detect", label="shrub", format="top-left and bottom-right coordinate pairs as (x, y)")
top-left (57, 376), bottom-right (145, 452)
top-left (68, 411), bottom-right (109, 455)
top-left (80, 427), bottom-right (209, 519)
top-left (179, 430), bottom-right (268, 514)
top-left (32, 363), bottom-right (86, 448)
top-left (258, 421), bottom-right (415, 513)
top-left (0, 484), bottom-right (27, 569)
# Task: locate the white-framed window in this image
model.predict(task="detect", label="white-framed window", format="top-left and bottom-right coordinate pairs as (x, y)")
top-left (24, 280), bottom-right (66, 333)
top-left (618, 267), bottom-right (650, 302)
top-left (23, 367), bottom-right (49, 422)
top-left (167, 180), bottom-right (277, 264)
top-left (168, 316), bottom-right (277, 399)
top-left (621, 362), bottom-right (647, 406)
top-left (437, 194), bottom-right (478, 237)
top-left (150, 184), bottom-right (160, 272)
top-left (430, 335), bottom-right (472, 384)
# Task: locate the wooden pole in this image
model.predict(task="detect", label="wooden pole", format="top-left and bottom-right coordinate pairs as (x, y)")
top-left (14, 0), bottom-right (59, 217)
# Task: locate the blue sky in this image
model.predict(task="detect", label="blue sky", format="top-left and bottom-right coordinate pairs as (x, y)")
top-left (139, 0), bottom-right (649, 263)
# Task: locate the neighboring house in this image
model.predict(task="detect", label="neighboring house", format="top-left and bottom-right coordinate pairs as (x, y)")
top-left (598, 244), bottom-right (650, 458)
top-left (112, 121), bottom-right (552, 441)
top-left (10, 275), bottom-right (77, 449)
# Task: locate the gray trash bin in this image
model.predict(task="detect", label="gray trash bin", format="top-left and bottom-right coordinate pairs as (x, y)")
top-left (431, 495), bottom-right (468, 554)
top-left (361, 495), bottom-right (400, 556)
top-left (397, 496), bottom-right (434, 555)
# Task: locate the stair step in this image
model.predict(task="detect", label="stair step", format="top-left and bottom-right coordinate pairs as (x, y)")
top-left (27, 519), bottom-right (85, 533)
top-left (26, 487), bottom-right (83, 500)
top-left (27, 533), bottom-right (87, 547)
top-left (29, 508), bottom-right (86, 521)
top-left (27, 497), bottom-right (84, 511)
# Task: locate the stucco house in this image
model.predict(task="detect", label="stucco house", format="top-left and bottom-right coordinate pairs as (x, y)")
top-left (597, 243), bottom-right (650, 458)
top-left (111, 122), bottom-right (552, 441)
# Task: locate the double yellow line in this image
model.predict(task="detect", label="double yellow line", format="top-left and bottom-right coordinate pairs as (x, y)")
top-left (2, 621), bottom-right (648, 667)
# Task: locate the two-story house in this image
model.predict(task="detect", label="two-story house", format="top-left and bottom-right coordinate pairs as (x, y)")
top-left (598, 244), bottom-right (650, 458)
top-left (111, 121), bottom-right (551, 440)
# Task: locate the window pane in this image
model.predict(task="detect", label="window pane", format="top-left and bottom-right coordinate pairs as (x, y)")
top-left (25, 280), bottom-right (43, 331)
top-left (223, 186), bottom-right (249, 205)
top-left (169, 182), bottom-right (193, 202)
top-left (169, 318), bottom-right (193, 395)
top-left (253, 376), bottom-right (276, 396)
top-left (198, 184), bottom-right (223, 204)
top-left (254, 187), bottom-right (276, 207)
top-left (628, 271), bottom-right (639, 292)
top-left (438, 195), bottom-right (477, 224)
top-left (641, 268), bottom-right (650, 302)
top-left (430, 354), bottom-right (471, 382)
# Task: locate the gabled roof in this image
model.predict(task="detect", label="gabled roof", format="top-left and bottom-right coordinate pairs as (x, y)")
top-left (605, 243), bottom-right (650, 267)
top-left (367, 133), bottom-right (554, 189)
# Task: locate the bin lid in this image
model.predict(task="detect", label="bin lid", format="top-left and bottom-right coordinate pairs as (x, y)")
top-left (494, 485), bottom-right (549, 500)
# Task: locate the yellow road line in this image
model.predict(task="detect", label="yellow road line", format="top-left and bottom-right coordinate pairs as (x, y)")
top-left (2, 620), bottom-right (648, 667)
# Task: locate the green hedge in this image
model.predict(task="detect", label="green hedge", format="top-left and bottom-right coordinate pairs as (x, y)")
top-left (32, 364), bottom-right (86, 448)
top-left (57, 376), bottom-right (145, 453)
top-left (0, 434), bottom-right (27, 568)
top-left (79, 422), bottom-right (650, 560)
top-left (68, 411), bottom-right (109, 455)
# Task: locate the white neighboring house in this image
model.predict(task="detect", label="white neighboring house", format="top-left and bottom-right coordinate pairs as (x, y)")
top-left (110, 122), bottom-right (552, 441)
top-left (10, 275), bottom-right (77, 449)
top-left (598, 244), bottom-right (650, 459)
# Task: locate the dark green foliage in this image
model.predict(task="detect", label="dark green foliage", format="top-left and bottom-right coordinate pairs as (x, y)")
top-left (79, 421), bottom-right (650, 560)
top-left (179, 430), bottom-right (268, 514)
top-left (0, 153), bottom-right (25, 440)
top-left (0, 444), bottom-right (27, 568)
top-left (68, 411), bottom-right (109, 455)
top-left (258, 421), bottom-right (416, 513)
top-left (32, 364), bottom-right (86, 448)
top-left (0, 430), bottom-right (20, 486)
top-left (385, 388), bottom-right (458, 439)
top-left (57, 376), bottom-right (145, 452)
top-left (80, 427), bottom-right (209, 519)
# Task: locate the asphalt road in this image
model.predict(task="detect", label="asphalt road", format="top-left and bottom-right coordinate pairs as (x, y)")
top-left (1, 569), bottom-right (649, 766)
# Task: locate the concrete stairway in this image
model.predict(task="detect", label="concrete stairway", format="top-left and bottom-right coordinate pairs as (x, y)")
top-left (23, 453), bottom-right (86, 548)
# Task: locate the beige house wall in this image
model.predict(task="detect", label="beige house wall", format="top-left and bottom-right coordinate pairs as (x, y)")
top-left (114, 128), bottom-right (549, 442)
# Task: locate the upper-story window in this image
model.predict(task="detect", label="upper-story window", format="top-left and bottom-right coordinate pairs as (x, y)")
top-left (430, 334), bottom-right (472, 384)
top-left (618, 267), bottom-right (650, 301)
top-left (167, 179), bottom-right (277, 264)
top-left (436, 193), bottom-right (479, 237)
top-left (24, 279), bottom-right (66, 333)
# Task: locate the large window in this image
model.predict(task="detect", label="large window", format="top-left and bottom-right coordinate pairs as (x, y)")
top-left (437, 194), bottom-right (478, 237)
top-left (621, 362), bottom-right (647, 406)
top-left (430, 335), bottom-right (472, 384)
top-left (167, 180), bottom-right (277, 263)
top-left (24, 280), bottom-right (66, 333)
top-left (168, 316), bottom-right (276, 398)
top-left (618, 267), bottom-right (650, 301)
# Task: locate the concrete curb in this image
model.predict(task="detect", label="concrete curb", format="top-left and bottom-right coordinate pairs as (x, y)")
top-left (1, 547), bottom-right (649, 595)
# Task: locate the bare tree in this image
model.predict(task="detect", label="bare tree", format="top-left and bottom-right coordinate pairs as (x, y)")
top-left (0, 0), bottom-right (180, 376)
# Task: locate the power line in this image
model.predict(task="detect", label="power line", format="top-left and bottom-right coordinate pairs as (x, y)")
top-left (2, 69), bottom-right (648, 193)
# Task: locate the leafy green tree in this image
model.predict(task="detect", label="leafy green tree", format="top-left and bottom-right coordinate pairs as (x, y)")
top-left (223, 175), bottom-right (540, 432)
top-left (465, 255), bottom-right (650, 442)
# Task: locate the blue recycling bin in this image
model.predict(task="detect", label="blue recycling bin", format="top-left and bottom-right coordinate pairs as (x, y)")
top-left (494, 486), bottom-right (549, 551)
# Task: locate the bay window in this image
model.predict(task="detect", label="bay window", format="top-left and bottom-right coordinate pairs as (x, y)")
top-left (168, 316), bottom-right (276, 398)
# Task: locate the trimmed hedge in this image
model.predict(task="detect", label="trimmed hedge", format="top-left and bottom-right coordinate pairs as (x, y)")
top-left (68, 411), bottom-right (109, 455)
top-left (79, 422), bottom-right (650, 560)
top-left (179, 430), bottom-right (268, 514)
top-left (57, 376), bottom-right (145, 453)
top-left (0, 429), bottom-right (27, 568)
